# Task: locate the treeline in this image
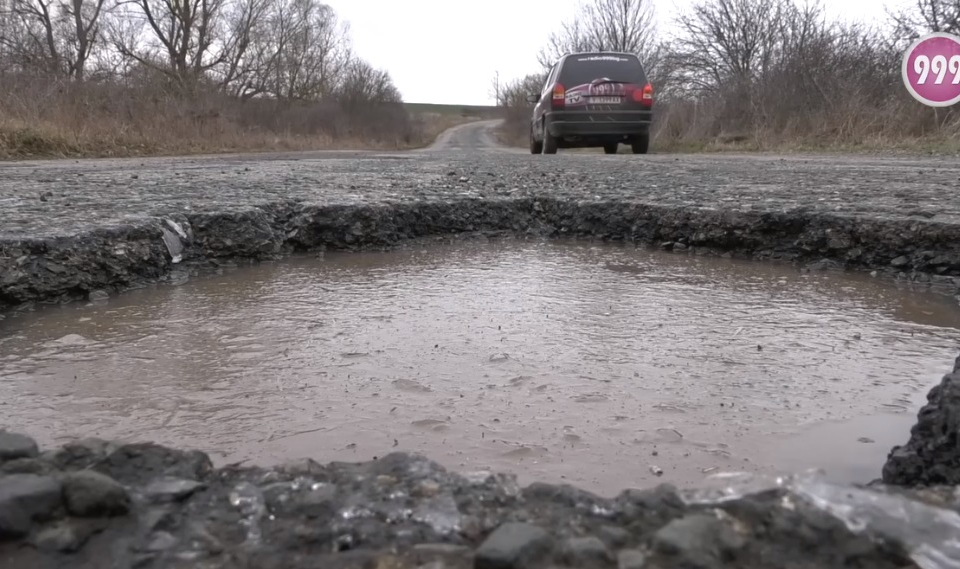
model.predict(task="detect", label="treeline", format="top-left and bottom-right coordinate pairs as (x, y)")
top-left (495, 0), bottom-right (960, 152)
top-left (0, 0), bottom-right (430, 157)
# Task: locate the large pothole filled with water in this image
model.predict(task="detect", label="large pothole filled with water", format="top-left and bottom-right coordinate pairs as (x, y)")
top-left (2, 237), bottom-right (958, 496)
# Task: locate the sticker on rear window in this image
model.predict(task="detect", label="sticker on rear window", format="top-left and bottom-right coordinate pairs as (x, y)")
top-left (575, 56), bottom-right (631, 62)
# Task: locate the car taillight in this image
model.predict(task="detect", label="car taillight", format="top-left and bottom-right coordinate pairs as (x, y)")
top-left (635, 83), bottom-right (653, 107)
top-left (551, 84), bottom-right (565, 109)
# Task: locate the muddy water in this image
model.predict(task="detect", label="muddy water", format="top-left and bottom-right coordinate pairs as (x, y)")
top-left (2, 238), bottom-right (959, 496)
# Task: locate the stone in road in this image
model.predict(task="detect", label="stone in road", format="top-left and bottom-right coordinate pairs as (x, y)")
top-left (0, 430), bottom-right (958, 569)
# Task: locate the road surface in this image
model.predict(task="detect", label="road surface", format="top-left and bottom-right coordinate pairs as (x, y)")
top-left (2, 118), bottom-right (960, 240)
top-left (420, 119), bottom-right (520, 153)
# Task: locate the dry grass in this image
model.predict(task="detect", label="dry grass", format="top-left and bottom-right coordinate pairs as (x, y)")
top-left (495, 100), bottom-right (960, 156)
top-left (0, 77), bottom-right (488, 160)
top-left (0, 116), bottom-right (468, 160)
top-left (648, 136), bottom-right (960, 156)
top-left (491, 105), bottom-right (532, 149)
top-left (641, 95), bottom-right (960, 155)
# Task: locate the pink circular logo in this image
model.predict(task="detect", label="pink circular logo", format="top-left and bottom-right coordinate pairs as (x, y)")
top-left (902, 32), bottom-right (960, 107)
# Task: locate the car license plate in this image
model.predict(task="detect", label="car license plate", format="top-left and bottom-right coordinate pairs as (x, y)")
top-left (590, 96), bottom-right (621, 104)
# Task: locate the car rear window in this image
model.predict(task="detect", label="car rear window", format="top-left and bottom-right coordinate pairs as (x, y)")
top-left (558, 54), bottom-right (647, 86)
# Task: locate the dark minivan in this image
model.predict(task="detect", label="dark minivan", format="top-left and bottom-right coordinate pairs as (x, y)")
top-left (526, 52), bottom-right (654, 155)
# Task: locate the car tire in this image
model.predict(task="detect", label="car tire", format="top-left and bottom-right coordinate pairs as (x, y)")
top-left (542, 122), bottom-right (558, 155)
top-left (603, 143), bottom-right (618, 154)
top-left (529, 124), bottom-right (543, 154)
top-left (631, 134), bottom-right (650, 155)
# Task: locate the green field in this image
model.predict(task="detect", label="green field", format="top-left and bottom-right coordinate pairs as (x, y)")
top-left (403, 102), bottom-right (501, 119)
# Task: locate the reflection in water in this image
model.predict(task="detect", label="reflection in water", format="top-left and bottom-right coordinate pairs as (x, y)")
top-left (1, 237), bottom-right (959, 496)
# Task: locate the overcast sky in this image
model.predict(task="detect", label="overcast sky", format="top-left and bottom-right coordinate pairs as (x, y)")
top-left (323, 0), bottom-right (898, 106)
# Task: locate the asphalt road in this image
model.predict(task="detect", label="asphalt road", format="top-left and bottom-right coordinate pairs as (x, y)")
top-left (2, 118), bottom-right (960, 240)
top-left (419, 119), bottom-right (520, 153)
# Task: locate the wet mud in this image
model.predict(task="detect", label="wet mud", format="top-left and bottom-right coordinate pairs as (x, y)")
top-left (3, 238), bottom-right (958, 496)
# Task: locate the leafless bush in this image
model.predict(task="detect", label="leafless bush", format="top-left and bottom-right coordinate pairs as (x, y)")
top-left (492, 72), bottom-right (547, 147)
top-left (657, 0), bottom-right (945, 149)
top-left (0, 0), bottom-right (435, 157)
top-left (888, 0), bottom-right (960, 43)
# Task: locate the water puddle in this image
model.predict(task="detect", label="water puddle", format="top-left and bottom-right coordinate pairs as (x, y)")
top-left (1, 238), bottom-right (959, 496)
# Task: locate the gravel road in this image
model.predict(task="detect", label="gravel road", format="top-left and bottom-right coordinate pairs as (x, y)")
top-left (2, 119), bottom-right (959, 239)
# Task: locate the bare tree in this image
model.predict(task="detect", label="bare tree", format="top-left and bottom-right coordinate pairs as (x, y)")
top-left (537, 16), bottom-right (593, 68)
top-left (217, 0), bottom-right (352, 100)
top-left (64, 0), bottom-right (107, 78)
top-left (109, 0), bottom-right (230, 89)
top-left (0, 0), bottom-right (9, 73)
top-left (2, 0), bottom-right (64, 74)
top-left (489, 70), bottom-right (502, 106)
top-left (266, 0), bottom-right (351, 99)
top-left (669, 0), bottom-right (787, 94)
top-left (1, 0), bottom-right (106, 78)
top-left (334, 57), bottom-right (401, 112)
top-left (536, 0), bottom-right (666, 86)
top-left (537, 0), bottom-right (657, 64)
top-left (888, 0), bottom-right (960, 43)
top-left (214, 0), bottom-right (269, 96)
top-left (582, 0), bottom-right (657, 53)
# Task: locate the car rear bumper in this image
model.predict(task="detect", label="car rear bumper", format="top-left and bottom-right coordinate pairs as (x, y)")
top-left (546, 110), bottom-right (652, 137)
